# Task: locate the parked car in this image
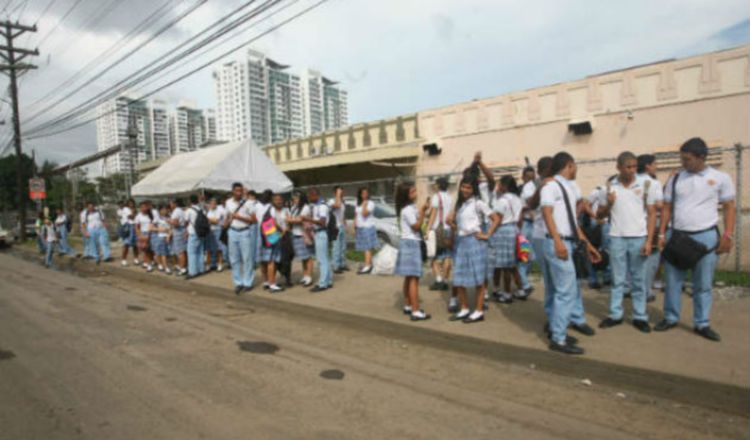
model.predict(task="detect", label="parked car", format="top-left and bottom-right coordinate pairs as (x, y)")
top-left (0, 223), bottom-right (10, 248)
top-left (342, 197), bottom-right (400, 248)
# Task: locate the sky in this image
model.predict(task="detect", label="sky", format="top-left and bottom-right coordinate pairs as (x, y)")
top-left (1, 0), bottom-right (749, 168)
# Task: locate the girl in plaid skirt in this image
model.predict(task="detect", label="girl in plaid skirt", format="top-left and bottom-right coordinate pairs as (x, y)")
top-left (394, 182), bottom-right (431, 321)
top-left (489, 175), bottom-right (529, 303)
top-left (448, 175), bottom-right (501, 323)
top-left (287, 191), bottom-right (315, 287)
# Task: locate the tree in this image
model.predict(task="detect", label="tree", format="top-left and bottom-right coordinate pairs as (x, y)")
top-left (0, 153), bottom-right (35, 211)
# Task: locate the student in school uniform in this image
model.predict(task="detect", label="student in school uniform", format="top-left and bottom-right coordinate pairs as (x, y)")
top-left (394, 181), bottom-right (432, 321)
top-left (119, 199), bottom-right (138, 266)
top-left (287, 190), bottom-right (315, 287)
top-left (489, 175), bottom-right (528, 304)
top-left (81, 201), bottom-right (112, 264)
top-left (305, 188), bottom-right (333, 292)
top-left (259, 193), bottom-right (289, 292)
top-left (35, 211), bottom-right (45, 254)
top-left (152, 205), bottom-right (172, 274)
top-left (596, 151), bottom-right (658, 333)
top-left (53, 207), bottom-right (73, 256)
top-left (541, 152), bottom-right (601, 355)
top-left (354, 187), bottom-right (378, 274)
top-left (328, 186), bottom-right (349, 273)
top-left (426, 177), bottom-right (453, 291)
top-left (517, 166), bottom-right (537, 294)
top-left (656, 138), bottom-right (736, 342)
top-left (206, 197), bottom-right (226, 272)
top-left (79, 207), bottom-right (93, 259)
top-left (225, 183), bottom-right (258, 295)
top-left (526, 157), bottom-right (556, 328)
top-left (168, 199), bottom-right (188, 276)
top-left (447, 175), bottom-right (501, 324)
top-left (637, 154), bottom-right (664, 302)
top-left (42, 216), bottom-right (57, 268)
top-left (255, 190), bottom-right (273, 289)
top-left (185, 194), bottom-right (206, 279)
top-left (134, 201), bottom-right (155, 272)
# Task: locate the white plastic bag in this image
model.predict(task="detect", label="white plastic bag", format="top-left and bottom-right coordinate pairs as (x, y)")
top-left (425, 230), bottom-right (436, 258)
top-left (372, 244), bottom-right (398, 275)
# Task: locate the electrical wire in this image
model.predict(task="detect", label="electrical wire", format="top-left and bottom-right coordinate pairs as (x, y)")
top-left (26, 0), bottom-right (330, 140)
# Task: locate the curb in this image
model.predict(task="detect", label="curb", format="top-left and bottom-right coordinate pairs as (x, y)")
top-left (8, 246), bottom-right (750, 416)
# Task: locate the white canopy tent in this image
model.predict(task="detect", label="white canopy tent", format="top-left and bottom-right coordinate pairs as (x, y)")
top-left (132, 139), bottom-right (293, 197)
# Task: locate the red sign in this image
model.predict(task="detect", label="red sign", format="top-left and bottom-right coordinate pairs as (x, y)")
top-left (29, 178), bottom-right (46, 200)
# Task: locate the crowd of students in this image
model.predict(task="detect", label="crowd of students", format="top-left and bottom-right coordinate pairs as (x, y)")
top-left (34, 137), bottom-right (735, 356)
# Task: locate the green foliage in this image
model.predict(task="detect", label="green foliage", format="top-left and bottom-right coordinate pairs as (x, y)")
top-left (0, 153), bottom-right (35, 210)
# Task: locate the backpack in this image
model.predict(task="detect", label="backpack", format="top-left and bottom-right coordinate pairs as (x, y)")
top-left (65, 216), bottom-right (72, 233)
top-left (261, 210), bottom-right (281, 247)
top-left (326, 206), bottom-right (339, 242)
top-left (191, 207), bottom-right (211, 238)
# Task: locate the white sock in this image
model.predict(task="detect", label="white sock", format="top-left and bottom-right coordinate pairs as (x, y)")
top-left (468, 310), bottom-right (484, 320)
top-left (436, 275), bottom-right (443, 283)
top-left (412, 310), bottom-right (426, 318)
top-left (456, 308), bottom-right (470, 317)
top-left (404, 305), bottom-right (412, 312)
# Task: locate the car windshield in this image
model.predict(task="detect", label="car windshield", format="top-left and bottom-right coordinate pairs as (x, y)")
top-left (373, 203), bottom-right (396, 219)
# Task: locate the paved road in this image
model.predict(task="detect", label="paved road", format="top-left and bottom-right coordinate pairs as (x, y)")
top-left (0, 253), bottom-right (746, 440)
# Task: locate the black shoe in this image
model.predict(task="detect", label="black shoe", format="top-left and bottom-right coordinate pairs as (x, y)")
top-left (310, 285), bottom-right (327, 293)
top-left (462, 313), bottom-right (484, 324)
top-left (234, 286), bottom-right (243, 295)
top-left (341, 266), bottom-right (351, 272)
top-left (653, 319), bottom-right (677, 332)
top-left (104, 257), bottom-right (114, 263)
top-left (633, 320), bottom-right (651, 333)
top-left (440, 281), bottom-right (450, 291)
top-left (588, 282), bottom-right (602, 290)
top-left (694, 326), bottom-right (721, 342)
top-left (570, 323), bottom-right (596, 336)
top-left (428, 282), bottom-right (441, 291)
top-left (598, 317), bottom-right (623, 329)
top-left (447, 303), bottom-right (460, 314)
top-left (523, 286), bottom-right (534, 295)
top-left (545, 330), bottom-right (579, 346)
top-left (403, 308), bottom-right (412, 316)
top-left (333, 269), bottom-right (344, 274)
top-left (263, 284), bottom-right (270, 290)
top-left (243, 286), bottom-right (254, 293)
top-left (512, 290), bottom-right (530, 301)
top-left (449, 311), bottom-right (470, 321)
top-left (410, 311), bottom-right (431, 321)
top-left (549, 341), bottom-right (584, 355)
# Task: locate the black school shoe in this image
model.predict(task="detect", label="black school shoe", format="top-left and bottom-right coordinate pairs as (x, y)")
top-left (570, 323), bottom-right (596, 336)
top-left (310, 285), bottom-right (328, 293)
top-left (410, 311), bottom-right (432, 322)
top-left (653, 320), bottom-right (677, 332)
top-left (633, 320), bottom-right (651, 333)
top-left (549, 341), bottom-right (584, 355)
top-left (234, 286), bottom-right (243, 295)
top-left (598, 317), bottom-right (623, 329)
top-left (694, 326), bottom-right (721, 342)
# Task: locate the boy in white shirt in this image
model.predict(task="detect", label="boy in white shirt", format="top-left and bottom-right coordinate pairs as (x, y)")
top-left (305, 188), bottom-right (333, 292)
top-left (328, 186), bottom-right (349, 273)
top-left (426, 177), bottom-right (453, 291)
top-left (596, 152), bottom-right (658, 333)
top-left (637, 154), bottom-right (664, 301)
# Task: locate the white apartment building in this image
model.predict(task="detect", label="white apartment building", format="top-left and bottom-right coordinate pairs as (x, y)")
top-left (203, 109), bottom-right (217, 145)
top-left (214, 49), bottom-right (346, 146)
top-left (301, 69), bottom-right (348, 136)
top-left (96, 95), bottom-right (150, 176)
top-left (150, 99), bottom-right (171, 160)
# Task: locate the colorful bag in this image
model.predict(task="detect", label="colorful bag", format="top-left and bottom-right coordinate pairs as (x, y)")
top-left (516, 233), bottom-right (532, 263)
top-left (261, 211), bottom-right (281, 247)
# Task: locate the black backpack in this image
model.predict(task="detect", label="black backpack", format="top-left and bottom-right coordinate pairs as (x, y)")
top-left (326, 211), bottom-right (339, 242)
top-left (65, 216), bottom-right (72, 233)
top-left (192, 207), bottom-right (211, 238)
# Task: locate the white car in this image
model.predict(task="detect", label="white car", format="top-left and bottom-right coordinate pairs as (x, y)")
top-left (342, 198), bottom-right (400, 248)
top-left (0, 223), bottom-right (10, 248)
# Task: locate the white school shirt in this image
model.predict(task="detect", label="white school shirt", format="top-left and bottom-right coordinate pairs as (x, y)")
top-left (267, 206), bottom-right (289, 231)
top-left (170, 207), bottom-right (187, 229)
top-left (540, 175), bottom-right (582, 237)
top-left (207, 206), bottom-right (225, 231)
top-left (44, 223), bottom-right (57, 243)
top-left (520, 181), bottom-right (536, 221)
top-left (430, 192), bottom-right (453, 230)
top-left (186, 205), bottom-right (205, 236)
top-left (83, 209), bottom-right (105, 230)
top-left (291, 204), bottom-right (311, 236)
top-left (119, 207), bottom-right (134, 225)
top-left (400, 204), bottom-right (421, 240)
top-left (456, 197), bottom-right (493, 237)
top-left (312, 202), bottom-right (329, 231)
top-left (597, 175), bottom-right (659, 237)
top-left (134, 212), bottom-right (154, 234)
top-left (493, 192), bottom-right (522, 225)
top-left (225, 198), bottom-right (253, 229)
top-left (54, 213), bottom-right (67, 228)
top-left (327, 198), bottom-right (345, 228)
top-left (664, 167), bottom-right (735, 232)
top-left (155, 216), bottom-right (171, 238)
top-left (355, 201), bottom-right (375, 228)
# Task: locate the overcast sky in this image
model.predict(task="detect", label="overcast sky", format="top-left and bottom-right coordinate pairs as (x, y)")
top-left (1, 0), bottom-right (749, 168)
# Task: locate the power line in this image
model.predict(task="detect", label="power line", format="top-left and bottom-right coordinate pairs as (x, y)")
top-left (26, 0), bottom-right (330, 140)
top-left (35, 0), bottom-right (88, 49)
top-left (23, 0), bottom-right (207, 127)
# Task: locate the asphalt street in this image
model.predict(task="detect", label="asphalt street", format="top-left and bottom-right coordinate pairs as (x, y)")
top-left (0, 252), bottom-right (747, 439)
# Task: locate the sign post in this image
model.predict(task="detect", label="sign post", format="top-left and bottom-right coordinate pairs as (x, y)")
top-left (29, 177), bottom-right (46, 201)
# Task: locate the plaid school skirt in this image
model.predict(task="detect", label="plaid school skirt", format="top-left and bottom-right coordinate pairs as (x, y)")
top-left (394, 238), bottom-right (423, 277)
top-left (171, 227), bottom-right (187, 254)
top-left (152, 235), bottom-right (169, 256)
top-left (261, 242), bottom-right (282, 263)
top-left (489, 223), bottom-right (518, 269)
top-left (355, 226), bottom-right (379, 251)
top-left (453, 234), bottom-right (488, 287)
top-left (292, 235), bottom-right (314, 260)
top-left (137, 232), bottom-right (152, 252)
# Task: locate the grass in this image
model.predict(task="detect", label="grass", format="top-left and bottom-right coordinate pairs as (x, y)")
top-left (714, 271), bottom-right (750, 288)
top-left (346, 250), bottom-right (365, 263)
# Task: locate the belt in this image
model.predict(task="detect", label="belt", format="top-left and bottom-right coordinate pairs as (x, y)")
top-left (672, 225), bottom-right (718, 235)
top-left (230, 226), bottom-right (249, 231)
top-left (546, 234), bottom-right (575, 241)
top-left (523, 219), bottom-right (533, 223)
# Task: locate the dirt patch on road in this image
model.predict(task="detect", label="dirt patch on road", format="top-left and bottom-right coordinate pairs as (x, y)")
top-left (237, 341), bottom-right (279, 354)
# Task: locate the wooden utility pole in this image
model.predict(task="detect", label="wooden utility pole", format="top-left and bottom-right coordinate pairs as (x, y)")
top-left (0, 20), bottom-right (38, 242)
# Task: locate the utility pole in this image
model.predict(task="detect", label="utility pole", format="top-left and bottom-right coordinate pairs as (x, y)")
top-left (126, 111), bottom-right (138, 198)
top-left (0, 20), bottom-right (38, 242)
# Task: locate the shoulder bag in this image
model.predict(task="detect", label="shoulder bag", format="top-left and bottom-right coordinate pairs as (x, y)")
top-left (556, 181), bottom-right (590, 279)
